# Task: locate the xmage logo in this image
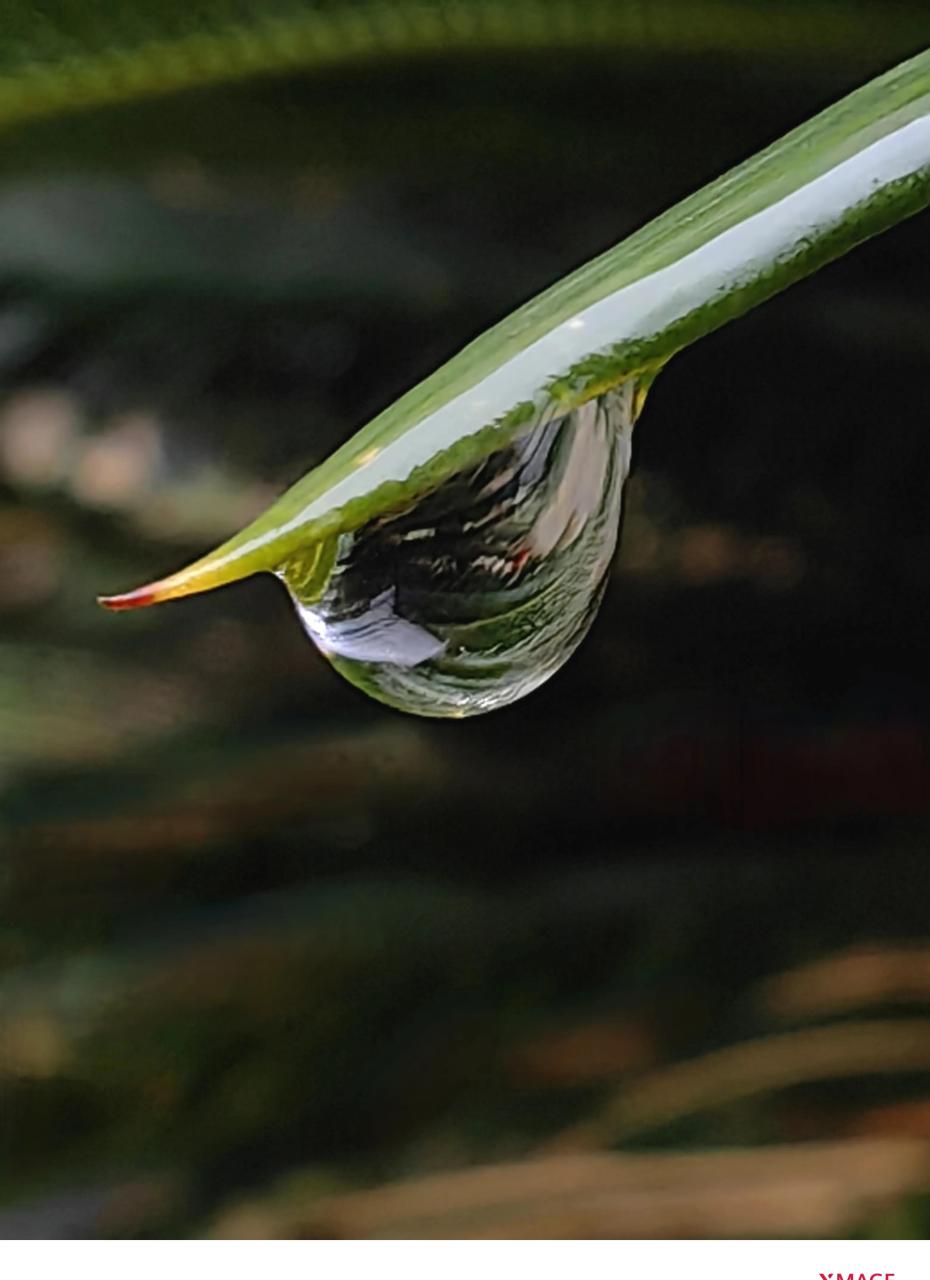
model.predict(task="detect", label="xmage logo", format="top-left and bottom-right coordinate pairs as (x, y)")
top-left (819, 1274), bottom-right (894, 1279)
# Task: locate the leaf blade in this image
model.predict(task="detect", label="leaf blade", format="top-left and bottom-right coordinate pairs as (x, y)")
top-left (100, 45), bottom-right (930, 606)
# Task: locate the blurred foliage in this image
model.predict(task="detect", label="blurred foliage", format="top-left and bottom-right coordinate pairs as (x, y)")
top-left (3, 0), bottom-right (930, 1241)
top-left (1, 0), bottom-right (927, 140)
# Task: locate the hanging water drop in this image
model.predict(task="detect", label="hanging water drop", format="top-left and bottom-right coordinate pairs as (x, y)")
top-left (276, 380), bottom-right (643, 717)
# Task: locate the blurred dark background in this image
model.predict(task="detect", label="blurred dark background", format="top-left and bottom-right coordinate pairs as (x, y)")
top-left (4, 0), bottom-right (930, 1239)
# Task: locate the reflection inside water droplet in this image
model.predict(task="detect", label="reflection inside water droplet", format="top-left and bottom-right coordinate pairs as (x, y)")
top-left (278, 380), bottom-right (642, 717)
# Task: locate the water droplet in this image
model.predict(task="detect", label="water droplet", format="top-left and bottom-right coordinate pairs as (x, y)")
top-left (277, 380), bottom-right (642, 717)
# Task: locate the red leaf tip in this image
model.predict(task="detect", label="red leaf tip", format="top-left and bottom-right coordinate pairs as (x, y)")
top-left (97, 586), bottom-right (161, 611)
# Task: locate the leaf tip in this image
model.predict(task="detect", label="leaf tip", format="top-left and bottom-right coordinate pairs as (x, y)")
top-left (97, 583), bottom-right (167, 611)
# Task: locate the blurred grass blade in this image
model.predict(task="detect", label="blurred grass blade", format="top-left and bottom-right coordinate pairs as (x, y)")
top-left (2, 2), bottom-right (927, 133)
top-left (101, 46), bottom-right (930, 608)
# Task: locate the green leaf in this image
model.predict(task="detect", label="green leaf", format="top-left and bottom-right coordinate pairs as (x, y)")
top-left (100, 45), bottom-right (930, 608)
top-left (1, 1), bottom-right (926, 135)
